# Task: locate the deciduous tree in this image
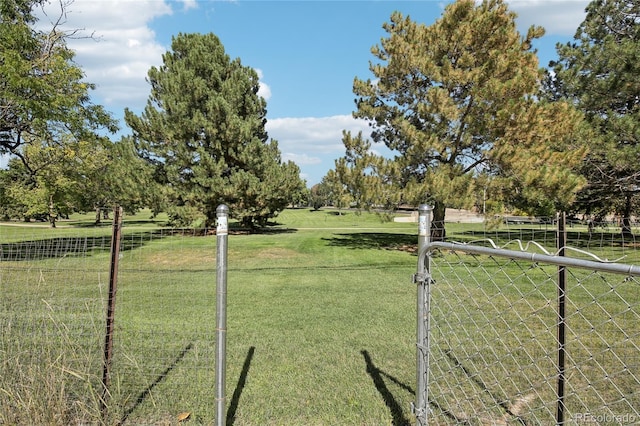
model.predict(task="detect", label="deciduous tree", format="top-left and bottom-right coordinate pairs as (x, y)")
top-left (0, 0), bottom-right (117, 169)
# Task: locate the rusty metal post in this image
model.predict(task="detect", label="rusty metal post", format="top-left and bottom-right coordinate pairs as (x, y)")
top-left (101, 205), bottom-right (123, 419)
top-left (557, 212), bottom-right (567, 425)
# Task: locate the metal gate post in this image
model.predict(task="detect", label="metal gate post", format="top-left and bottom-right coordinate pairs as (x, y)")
top-left (412, 204), bottom-right (432, 425)
top-left (215, 205), bottom-right (229, 426)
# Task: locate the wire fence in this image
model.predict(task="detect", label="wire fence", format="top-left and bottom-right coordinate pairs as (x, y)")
top-left (2, 209), bottom-right (639, 425)
top-left (0, 221), bottom-right (220, 425)
top-left (414, 209), bottom-right (640, 425)
top-left (1, 228), bottom-right (111, 424)
top-left (111, 226), bottom-right (220, 424)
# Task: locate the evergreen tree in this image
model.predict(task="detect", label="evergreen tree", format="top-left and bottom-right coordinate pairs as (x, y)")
top-left (348, 0), bottom-right (587, 238)
top-left (125, 33), bottom-right (304, 228)
top-left (549, 0), bottom-right (640, 236)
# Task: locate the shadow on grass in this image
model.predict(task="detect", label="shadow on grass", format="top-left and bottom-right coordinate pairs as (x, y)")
top-left (227, 346), bottom-right (256, 426)
top-left (361, 350), bottom-right (412, 426)
top-left (324, 233), bottom-right (418, 254)
top-left (428, 398), bottom-right (473, 424)
top-left (0, 230), bottom-right (175, 261)
top-left (444, 349), bottom-right (528, 425)
top-left (361, 349), bottom-right (483, 424)
top-left (1, 226), bottom-right (289, 261)
top-left (119, 343), bottom-right (193, 425)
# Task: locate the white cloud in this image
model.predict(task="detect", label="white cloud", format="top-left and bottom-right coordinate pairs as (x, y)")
top-left (507, 0), bottom-right (589, 35)
top-left (282, 153), bottom-right (322, 166)
top-left (35, 0), bottom-right (173, 108)
top-left (179, 0), bottom-right (198, 11)
top-left (266, 115), bottom-right (395, 184)
top-left (254, 69), bottom-right (272, 101)
top-left (266, 115), bottom-right (373, 155)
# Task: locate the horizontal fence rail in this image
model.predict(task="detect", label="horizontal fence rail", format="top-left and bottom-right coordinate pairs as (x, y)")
top-left (421, 241), bottom-right (640, 276)
top-left (416, 238), bottom-right (640, 425)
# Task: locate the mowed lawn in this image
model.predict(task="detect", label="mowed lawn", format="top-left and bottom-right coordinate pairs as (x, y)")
top-left (1, 208), bottom-right (638, 425)
top-left (0, 208), bottom-right (422, 425)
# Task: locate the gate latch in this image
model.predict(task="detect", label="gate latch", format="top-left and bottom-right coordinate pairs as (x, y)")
top-left (413, 272), bottom-right (430, 285)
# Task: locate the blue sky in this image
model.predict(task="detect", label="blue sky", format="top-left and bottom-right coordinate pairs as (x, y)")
top-left (17, 0), bottom-right (590, 185)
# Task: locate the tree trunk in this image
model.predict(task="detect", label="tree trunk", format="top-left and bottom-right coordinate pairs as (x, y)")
top-left (621, 195), bottom-right (634, 239)
top-left (431, 200), bottom-right (446, 241)
top-left (49, 196), bottom-right (56, 228)
top-left (95, 207), bottom-right (101, 225)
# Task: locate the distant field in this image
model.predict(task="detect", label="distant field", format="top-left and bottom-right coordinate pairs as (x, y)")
top-left (1, 207), bottom-right (638, 425)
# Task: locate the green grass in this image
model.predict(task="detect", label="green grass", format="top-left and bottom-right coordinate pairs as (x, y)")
top-left (1, 208), bottom-right (639, 425)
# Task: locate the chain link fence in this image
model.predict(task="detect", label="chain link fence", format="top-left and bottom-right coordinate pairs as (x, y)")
top-left (414, 209), bottom-right (640, 425)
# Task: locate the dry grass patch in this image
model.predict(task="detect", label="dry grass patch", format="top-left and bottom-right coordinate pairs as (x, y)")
top-left (255, 247), bottom-right (299, 260)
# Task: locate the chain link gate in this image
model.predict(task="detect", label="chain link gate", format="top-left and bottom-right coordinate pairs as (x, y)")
top-left (413, 206), bottom-right (640, 425)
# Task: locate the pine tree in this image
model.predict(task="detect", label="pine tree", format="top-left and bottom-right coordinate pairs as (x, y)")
top-left (348, 0), bottom-right (587, 238)
top-left (549, 0), bottom-right (640, 236)
top-left (125, 33), bottom-right (305, 228)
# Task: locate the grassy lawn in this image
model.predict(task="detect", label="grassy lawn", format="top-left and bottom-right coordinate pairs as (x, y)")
top-left (0, 208), bottom-right (419, 425)
top-left (1, 208), bottom-right (638, 425)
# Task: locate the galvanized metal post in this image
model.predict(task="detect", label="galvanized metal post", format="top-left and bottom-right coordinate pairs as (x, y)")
top-left (413, 204), bottom-right (432, 425)
top-left (215, 205), bottom-right (229, 426)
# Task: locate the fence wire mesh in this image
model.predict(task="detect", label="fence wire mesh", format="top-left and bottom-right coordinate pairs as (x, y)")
top-left (0, 229), bottom-right (112, 424)
top-left (108, 227), bottom-right (218, 424)
top-left (2, 213), bottom-right (639, 425)
top-left (423, 239), bottom-right (640, 425)
top-left (0, 224), bottom-right (219, 425)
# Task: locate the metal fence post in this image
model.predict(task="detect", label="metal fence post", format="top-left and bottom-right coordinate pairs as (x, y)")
top-left (101, 205), bottom-right (123, 419)
top-left (413, 204), bottom-right (432, 425)
top-left (215, 205), bottom-right (229, 426)
top-left (557, 212), bottom-right (567, 425)
top-left (216, 204), bottom-right (229, 426)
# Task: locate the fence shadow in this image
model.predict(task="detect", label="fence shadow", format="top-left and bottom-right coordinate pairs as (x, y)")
top-left (444, 349), bottom-right (528, 425)
top-left (428, 398), bottom-right (473, 424)
top-left (360, 350), bottom-right (412, 426)
top-left (227, 346), bottom-right (256, 426)
top-left (119, 343), bottom-right (194, 424)
top-left (324, 233), bottom-right (417, 254)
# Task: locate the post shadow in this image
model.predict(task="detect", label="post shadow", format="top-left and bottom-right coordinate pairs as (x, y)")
top-left (361, 350), bottom-right (412, 426)
top-left (226, 346), bottom-right (256, 426)
top-left (119, 343), bottom-right (193, 424)
top-left (361, 349), bottom-right (476, 424)
top-left (444, 349), bottom-right (528, 425)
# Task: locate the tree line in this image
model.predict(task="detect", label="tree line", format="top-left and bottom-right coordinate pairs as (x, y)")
top-left (1, 0), bottom-right (638, 235)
